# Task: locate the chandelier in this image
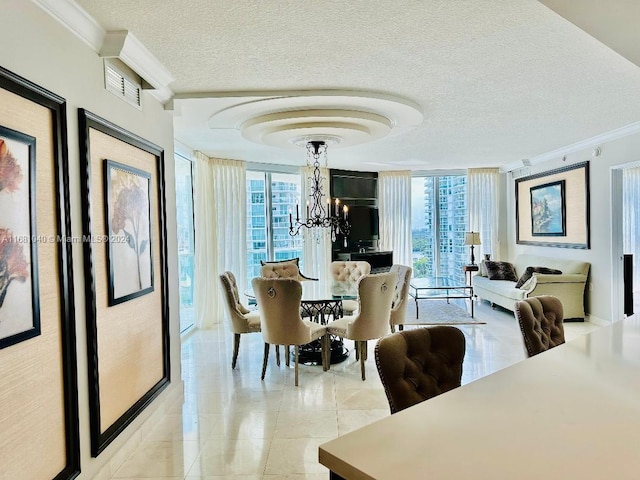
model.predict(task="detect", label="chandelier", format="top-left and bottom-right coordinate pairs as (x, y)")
top-left (289, 140), bottom-right (350, 243)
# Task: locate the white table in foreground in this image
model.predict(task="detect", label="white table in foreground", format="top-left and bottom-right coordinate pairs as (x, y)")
top-left (319, 317), bottom-right (640, 479)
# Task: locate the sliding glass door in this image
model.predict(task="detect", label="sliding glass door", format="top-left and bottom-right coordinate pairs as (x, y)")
top-left (175, 155), bottom-right (195, 333)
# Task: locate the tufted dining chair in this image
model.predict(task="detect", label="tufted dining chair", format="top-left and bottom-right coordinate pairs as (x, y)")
top-left (388, 264), bottom-right (413, 333)
top-left (326, 271), bottom-right (397, 380)
top-left (251, 277), bottom-right (328, 386)
top-left (219, 271), bottom-right (262, 369)
top-left (260, 262), bottom-right (301, 280)
top-left (375, 326), bottom-right (466, 414)
top-left (514, 295), bottom-right (565, 357)
top-left (260, 257), bottom-right (318, 281)
top-left (329, 261), bottom-right (371, 315)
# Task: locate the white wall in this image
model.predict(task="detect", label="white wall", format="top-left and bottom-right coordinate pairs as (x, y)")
top-left (0, 2), bottom-right (181, 478)
top-left (505, 130), bottom-right (640, 323)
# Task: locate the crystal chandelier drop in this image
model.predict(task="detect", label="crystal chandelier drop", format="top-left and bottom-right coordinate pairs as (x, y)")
top-left (289, 140), bottom-right (350, 243)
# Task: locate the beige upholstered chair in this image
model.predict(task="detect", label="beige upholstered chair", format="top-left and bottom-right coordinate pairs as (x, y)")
top-left (326, 271), bottom-right (397, 380)
top-left (260, 262), bottom-right (301, 279)
top-left (514, 295), bottom-right (565, 358)
top-left (260, 257), bottom-right (318, 281)
top-left (329, 261), bottom-right (371, 315)
top-left (389, 264), bottom-right (413, 333)
top-left (375, 326), bottom-right (466, 414)
top-left (251, 277), bottom-right (328, 386)
top-left (219, 271), bottom-right (261, 369)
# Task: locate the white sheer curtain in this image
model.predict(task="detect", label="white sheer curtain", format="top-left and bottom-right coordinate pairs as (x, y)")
top-left (193, 152), bottom-right (247, 328)
top-left (301, 165), bottom-right (332, 281)
top-left (467, 168), bottom-right (500, 260)
top-left (623, 166), bottom-right (640, 292)
top-left (378, 171), bottom-right (412, 267)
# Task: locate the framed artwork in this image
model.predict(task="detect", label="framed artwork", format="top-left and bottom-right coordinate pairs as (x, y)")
top-left (104, 160), bottom-right (154, 305)
top-left (530, 179), bottom-right (566, 236)
top-left (0, 66), bottom-right (79, 479)
top-left (516, 161), bottom-right (590, 249)
top-left (79, 109), bottom-right (169, 457)
top-left (0, 125), bottom-right (40, 349)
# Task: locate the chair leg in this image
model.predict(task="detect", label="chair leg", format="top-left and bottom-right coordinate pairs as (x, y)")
top-left (261, 343), bottom-right (270, 380)
top-left (321, 334), bottom-right (327, 371)
top-left (232, 333), bottom-right (240, 369)
top-left (390, 325), bottom-right (396, 333)
top-left (359, 342), bottom-right (366, 381)
top-left (325, 335), bottom-right (331, 371)
top-left (285, 345), bottom-right (290, 367)
top-left (399, 324), bottom-right (404, 332)
top-left (355, 340), bottom-right (359, 360)
top-left (362, 340), bottom-right (368, 361)
top-left (276, 345), bottom-right (281, 367)
top-left (294, 345), bottom-right (299, 387)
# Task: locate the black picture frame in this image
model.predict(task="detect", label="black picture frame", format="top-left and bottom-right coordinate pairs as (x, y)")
top-left (0, 124), bottom-right (40, 349)
top-left (516, 161), bottom-right (590, 249)
top-left (0, 66), bottom-right (79, 480)
top-left (104, 159), bottom-right (154, 305)
top-left (529, 179), bottom-right (566, 236)
top-left (78, 108), bottom-right (170, 457)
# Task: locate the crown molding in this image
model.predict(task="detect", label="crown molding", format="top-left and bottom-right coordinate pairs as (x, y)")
top-left (33, 0), bottom-right (175, 104)
top-left (501, 120), bottom-right (640, 172)
top-left (100, 31), bottom-right (175, 90)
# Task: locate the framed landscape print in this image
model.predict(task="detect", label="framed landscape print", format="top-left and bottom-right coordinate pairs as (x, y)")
top-left (530, 179), bottom-right (566, 236)
top-left (0, 125), bottom-right (40, 349)
top-left (0, 66), bottom-right (79, 480)
top-left (79, 108), bottom-right (169, 457)
top-left (516, 161), bottom-right (590, 249)
top-left (104, 159), bottom-right (154, 305)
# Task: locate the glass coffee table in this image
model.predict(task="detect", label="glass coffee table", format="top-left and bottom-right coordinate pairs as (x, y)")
top-left (409, 277), bottom-right (474, 318)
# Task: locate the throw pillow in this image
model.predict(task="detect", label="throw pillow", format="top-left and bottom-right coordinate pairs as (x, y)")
top-left (485, 261), bottom-right (518, 282)
top-left (515, 266), bottom-right (563, 289)
top-left (479, 260), bottom-right (488, 277)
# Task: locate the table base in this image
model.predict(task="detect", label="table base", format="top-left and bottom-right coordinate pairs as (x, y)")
top-left (296, 336), bottom-right (350, 366)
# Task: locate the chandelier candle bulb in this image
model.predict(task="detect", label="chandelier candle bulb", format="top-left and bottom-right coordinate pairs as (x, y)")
top-left (343, 205), bottom-right (348, 219)
top-left (306, 200), bottom-right (310, 218)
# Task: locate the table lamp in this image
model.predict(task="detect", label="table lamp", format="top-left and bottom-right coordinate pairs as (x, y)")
top-left (464, 232), bottom-right (481, 265)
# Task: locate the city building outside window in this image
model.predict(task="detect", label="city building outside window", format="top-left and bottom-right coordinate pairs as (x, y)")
top-left (411, 175), bottom-right (467, 283)
top-left (246, 171), bottom-right (303, 283)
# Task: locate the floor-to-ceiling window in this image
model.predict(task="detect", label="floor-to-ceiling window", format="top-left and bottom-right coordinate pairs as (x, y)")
top-left (411, 175), bottom-right (467, 283)
top-left (246, 170), bottom-right (303, 282)
top-left (175, 154), bottom-right (195, 333)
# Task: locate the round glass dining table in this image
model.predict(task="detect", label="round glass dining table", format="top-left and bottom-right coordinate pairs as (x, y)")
top-left (245, 280), bottom-right (358, 365)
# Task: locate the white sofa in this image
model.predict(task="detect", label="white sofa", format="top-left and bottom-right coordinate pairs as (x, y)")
top-left (473, 254), bottom-right (590, 321)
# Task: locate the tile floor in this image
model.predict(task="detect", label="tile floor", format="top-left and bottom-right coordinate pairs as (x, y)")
top-left (110, 299), bottom-right (601, 479)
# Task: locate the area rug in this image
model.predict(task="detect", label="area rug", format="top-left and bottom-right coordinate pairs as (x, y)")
top-left (403, 300), bottom-right (486, 325)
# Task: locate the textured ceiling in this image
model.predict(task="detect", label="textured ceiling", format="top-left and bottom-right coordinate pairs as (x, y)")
top-left (75, 0), bottom-right (640, 171)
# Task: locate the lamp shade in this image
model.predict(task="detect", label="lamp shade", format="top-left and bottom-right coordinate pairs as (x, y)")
top-left (464, 232), bottom-right (481, 246)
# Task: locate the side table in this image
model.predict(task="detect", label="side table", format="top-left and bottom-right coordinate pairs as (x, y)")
top-left (463, 264), bottom-right (479, 297)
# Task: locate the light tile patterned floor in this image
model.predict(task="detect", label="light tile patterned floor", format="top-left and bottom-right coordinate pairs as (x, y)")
top-left (111, 300), bottom-right (601, 479)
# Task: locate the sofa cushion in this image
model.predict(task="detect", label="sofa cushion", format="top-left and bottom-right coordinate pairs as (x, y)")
top-left (515, 266), bottom-right (563, 289)
top-left (485, 261), bottom-right (518, 282)
top-left (474, 276), bottom-right (527, 301)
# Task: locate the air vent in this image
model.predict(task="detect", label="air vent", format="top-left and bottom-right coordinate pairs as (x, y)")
top-left (104, 61), bottom-right (142, 109)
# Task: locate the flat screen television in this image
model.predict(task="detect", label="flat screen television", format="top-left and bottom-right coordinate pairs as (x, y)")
top-left (347, 206), bottom-right (379, 244)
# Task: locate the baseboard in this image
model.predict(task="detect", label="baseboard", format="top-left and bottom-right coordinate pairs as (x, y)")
top-left (586, 314), bottom-right (610, 326)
